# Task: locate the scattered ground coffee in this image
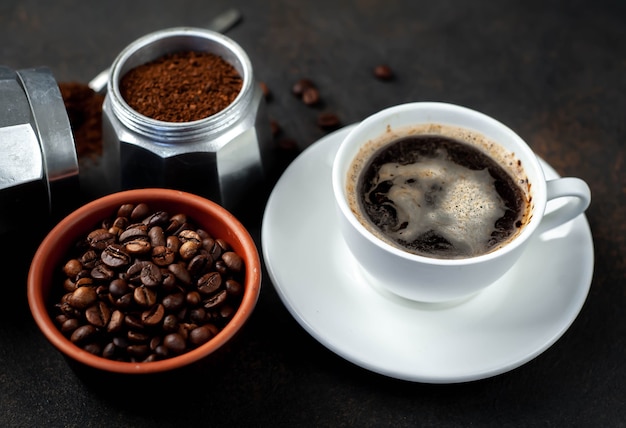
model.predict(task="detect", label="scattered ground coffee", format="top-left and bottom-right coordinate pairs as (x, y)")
top-left (120, 51), bottom-right (243, 122)
top-left (59, 82), bottom-right (104, 160)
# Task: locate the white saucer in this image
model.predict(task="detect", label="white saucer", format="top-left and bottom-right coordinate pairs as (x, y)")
top-left (261, 125), bottom-right (594, 383)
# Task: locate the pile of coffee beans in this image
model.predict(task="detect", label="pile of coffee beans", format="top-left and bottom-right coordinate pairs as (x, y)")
top-left (53, 202), bottom-right (246, 363)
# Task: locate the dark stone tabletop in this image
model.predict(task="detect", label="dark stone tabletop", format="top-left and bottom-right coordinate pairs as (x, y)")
top-left (1, 0), bottom-right (624, 426)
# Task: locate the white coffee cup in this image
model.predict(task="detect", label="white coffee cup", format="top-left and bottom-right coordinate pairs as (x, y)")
top-left (332, 102), bottom-right (591, 302)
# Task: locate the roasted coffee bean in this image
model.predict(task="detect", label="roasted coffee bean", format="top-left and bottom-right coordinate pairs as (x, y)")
top-left (259, 81), bottom-right (271, 100)
top-left (140, 262), bottom-right (162, 287)
top-left (165, 214), bottom-right (185, 234)
top-left (109, 278), bottom-right (129, 297)
top-left (91, 263), bottom-right (115, 280)
top-left (148, 226), bottom-right (166, 247)
top-left (225, 279), bottom-right (243, 297)
top-left (69, 286), bottom-right (97, 309)
top-left (127, 330), bottom-right (150, 343)
top-left (277, 137), bottom-right (298, 151)
top-left (162, 292), bottom-right (186, 312)
top-left (161, 269), bottom-right (177, 290)
top-left (270, 120), bottom-right (281, 137)
top-left (107, 310), bottom-right (124, 333)
top-left (142, 210), bottom-right (169, 227)
top-left (317, 112), bottom-right (341, 130)
top-left (178, 229), bottom-right (201, 244)
top-left (152, 245), bottom-right (175, 266)
top-left (112, 336), bottom-right (129, 349)
top-left (117, 203), bottom-right (134, 218)
top-left (134, 286), bottom-right (157, 307)
top-left (163, 314), bottom-right (179, 332)
top-left (103, 342), bottom-right (116, 359)
top-left (189, 325), bottom-right (214, 346)
top-left (96, 284), bottom-right (109, 298)
top-left (124, 314), bottom-right (144, 331)
top-left (143, 354), bottom-right (160, 363)
top-left (163, 333), bottom-right (186, 354)
top-left (302, 87), bottom-right (320, 105)
top-left (219, 304), bottom-right (235, 320)
top-left (85, 301), bottom-right (111, 328)
top-left (179, 240), bottom-right (201, 260)
top-left (87, 229), bottom-right (115, 250)
top-left (374, 64), bottom-right (394, 80)
top-left (215, 238), bottom-right (230, 252)
top-left (214, 260), bottom-right (228, 276)
top-left (79, 250), bottom-right (99, 269)
top-left (205, 238), bottom-right (223, 260)
top-left (126, 260), bottom-right (147, 283)
top-left (188, 253), bottom-right (211, 276)
top-left (83, 343), bottom-right (102, 355)
top-left (222, 251), bottom-right (243, 272)
top-left (101, 243), bottom-right (131, 268)
top-left (127, 344), bottom-right (150, 358)
top-left (61, 317), bottom-right (80, 333)
top-left (186, 291), bottom-right (202, 307)
top-left (70, 325), bottom-right (97, 343)
top-left (149, 336), bottom-right (162, 351)
top-left (168, 262), bottom-right (191, 285)
top-left (63, 259), bottom-right (82, 278)
top-left (63, 278), bottom-right (77, 292)
top-left (203, 289), bottom-right (228, 309)
top-left (75, 277), bottom-right (93, 288)
top-left (112, 216), bottom-right (129, 230)
top-left (166, 235), bottom-right (181, 253)
top-left (197, 271), bottom-right (222, 295)
top-left (189, 307), bottom-right (206, 324)
top-left (142, 303), bottom-right (165, 326)
top-left (130, 203), bottom-right (150, 221)
top-left (292, 78), bottom-right (315, 97)
top-left (113, 292), bottom-right (134, 309)
top-left (119, 224), bottom-right (148, 243)
top-left (124, 239), bottom-right (152, 255)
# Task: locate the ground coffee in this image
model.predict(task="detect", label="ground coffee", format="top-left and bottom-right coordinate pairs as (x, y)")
top-left (59, 82), bottom-right (104, 160)
top-left (119, 51), bottom-right (242, 122)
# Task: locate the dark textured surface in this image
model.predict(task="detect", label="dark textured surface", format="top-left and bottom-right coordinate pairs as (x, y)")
top-left (1, 0), bottom-right (625, 426)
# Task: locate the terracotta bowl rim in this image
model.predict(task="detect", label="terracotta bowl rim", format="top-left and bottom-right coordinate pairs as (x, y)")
top-left (27, 188), bottom-right (261, 374)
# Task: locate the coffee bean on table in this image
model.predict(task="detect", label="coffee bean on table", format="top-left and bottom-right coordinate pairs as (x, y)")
top-left (374, 64), bottom-right (394, 80)
top-left (52, 203), bottom-right (247, 363)
top-left (317, 112), bottom-right (341, 130)
top-left (292, 78), bottom-right (315, 97)
top-left (302, 87), bottom-right (320, 105)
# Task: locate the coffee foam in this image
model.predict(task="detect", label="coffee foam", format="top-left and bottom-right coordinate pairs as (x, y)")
top-left (346, 123), bottom-right (531, 257)
top-left (372, 151), bottom-right (506, 257)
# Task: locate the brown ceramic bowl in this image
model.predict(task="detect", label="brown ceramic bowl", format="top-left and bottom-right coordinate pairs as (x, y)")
top-left (27, 189), bottom-right (261, 374)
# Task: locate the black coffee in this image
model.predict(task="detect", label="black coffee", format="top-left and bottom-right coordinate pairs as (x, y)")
top-left (357, 135), bottom-right (527, 259)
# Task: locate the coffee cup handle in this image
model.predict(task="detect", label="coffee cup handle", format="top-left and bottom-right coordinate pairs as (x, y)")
top-left (537, 177), bottom-right (591, 234)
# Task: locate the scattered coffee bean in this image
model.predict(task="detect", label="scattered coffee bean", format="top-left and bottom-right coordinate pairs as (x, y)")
top-left (317, 112), bottom-right (341, 130)
top-left (292, 78), bottom-right (315, 97)
top-left (277, 138), bottom-right (298, 151)
top-left (259, 82), bottom-right (271, 100)
top-left (374, 64), bottom-right (394, 81)
top-left (52, 203), bottom-right (247, 363)
top-left (302, 87), bottom-right (320, 106)
top-left (270, 120), bottom-right (281, 137)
